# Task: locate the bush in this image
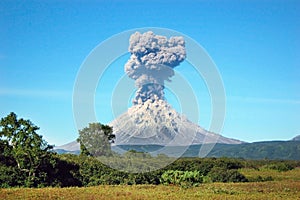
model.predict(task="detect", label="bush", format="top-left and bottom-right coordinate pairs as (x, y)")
top-left (0, 165), bottom-right (23, 187)
top-left (247, 175), bottom-right (273, 182)
top-left (264, 162), bottom-right (294, 172)
top-left (213, 157), bottom-right (244, 170)
top-left (160, 170), bottom-right (203, 187)
top-left (208, 167), bottom-right (248, 183)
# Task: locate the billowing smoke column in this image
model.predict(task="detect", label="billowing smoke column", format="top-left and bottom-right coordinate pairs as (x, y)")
top-left (125, 31), bottom-right (186, 105)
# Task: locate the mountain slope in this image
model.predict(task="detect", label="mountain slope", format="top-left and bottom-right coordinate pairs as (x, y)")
top-left (292, 135), bottom-right (300, 141)
top-left (110, 99), bottom-right (242, 145)
top-left (53, 141), bottom-right (80, 154)
top-left (200, 141), bottom-right (300, 160)
top-left (113, 141), bottom-right (300, 160)
top-left (54, 141), bottom-right (300, 160)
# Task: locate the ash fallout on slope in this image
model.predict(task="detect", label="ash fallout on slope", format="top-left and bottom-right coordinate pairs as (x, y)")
top-left (125, 31), bottom-right (186, 105)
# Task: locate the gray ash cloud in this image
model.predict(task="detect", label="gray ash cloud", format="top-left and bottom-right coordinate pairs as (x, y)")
top-left (125, 31), bottom-right (186, 105)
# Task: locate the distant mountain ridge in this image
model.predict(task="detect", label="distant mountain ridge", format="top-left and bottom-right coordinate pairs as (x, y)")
top-left (54, 141), bottom-right (79, 151)
top-left (54, 140), bottom-right (300, 160)
top-left (53, 141), bottom-right (80, 155)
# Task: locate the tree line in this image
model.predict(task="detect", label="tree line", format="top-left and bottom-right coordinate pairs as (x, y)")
top-left (0, 112), bottom-right (299, 188)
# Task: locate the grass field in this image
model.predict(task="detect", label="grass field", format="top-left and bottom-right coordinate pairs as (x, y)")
top-left (240, 167), bottom-right (300, 181)
top-left (1, 168), bottom-right (300, 200)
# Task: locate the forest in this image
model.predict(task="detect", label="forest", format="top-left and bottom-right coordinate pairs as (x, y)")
top-left (1, 112), bottom-right (299, 188)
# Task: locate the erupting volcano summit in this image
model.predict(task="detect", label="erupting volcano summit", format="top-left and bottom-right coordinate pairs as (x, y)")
top-left (110, 31), bottom-right (242, 146)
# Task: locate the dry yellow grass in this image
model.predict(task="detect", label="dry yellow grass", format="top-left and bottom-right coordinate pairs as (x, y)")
top-left (1, 181), bottom-right (299, 200)
top-left (240, 167), bottom-right (300, 181)
top-left (1, 168), bottom-right (300, 200)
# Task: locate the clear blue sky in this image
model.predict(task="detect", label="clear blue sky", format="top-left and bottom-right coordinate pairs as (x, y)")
top-left (1, 0), bottom-right (299, 145)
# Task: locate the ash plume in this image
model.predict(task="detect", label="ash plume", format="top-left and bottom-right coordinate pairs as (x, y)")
top-left (125, 31), bottom-right (186, 105)
top-left (110, 31), bottom-right (242, 147)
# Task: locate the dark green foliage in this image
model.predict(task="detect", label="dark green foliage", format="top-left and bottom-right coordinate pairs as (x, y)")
top-left (77, 123), bottom-right (115, 157)
top-left (247, 175), bottom-right (273, 182)
top-left (205, 141), bottom-right (300, 160)
top-left (242, 159), bottom-right (299, 171)
top-left (162, 157), bottom-right (247, 183)
top-left (213, 157), bottom-right (244, 169)
top-left (0, 165), bottom-right (24, 187)
top-left (58, 154), bottom-right (162, 186)
top-left (77, 142), bottom-right (91, 156)
top-left (208, 167), bottom-right (248, 183)
top-left (113, 141), bottom-right (300, 160)
top-left (162, 157), bottom-right (244, 176)
top-left (1, 113), bottom-right (299, 188)
top-left (0, 112), bottom-right (55, 187)
top-left (48, 155), bottom-right (82, 187)
top-left (263, 162), bottom-right (295, 172)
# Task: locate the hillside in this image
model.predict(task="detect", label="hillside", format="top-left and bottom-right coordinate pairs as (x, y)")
top-left (113, 141), bottom-right (300, 160)
top-left (292, 135), bottom-right (300, 141)
top-left (53, 141), bottom-right (80, 155)
top-left (110, 99), bottom-right (243, 146)
top-left (55, 140), bottom-right (300, 160)
top-left (196, 141), bottom-right (300, 160)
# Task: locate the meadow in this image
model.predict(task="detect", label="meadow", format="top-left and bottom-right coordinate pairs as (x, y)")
top-left (1, 168), bottom-right (299, 200)
top-left (1, 113), bottom-right (300, 199)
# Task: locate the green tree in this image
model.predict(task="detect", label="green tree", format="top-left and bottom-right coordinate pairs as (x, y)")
top-left (0, 112), bottom-right (54, 187)
top-left (76, 138), bottom-right (91, 156)
top-left (77, 123), bottom-right (115, 157)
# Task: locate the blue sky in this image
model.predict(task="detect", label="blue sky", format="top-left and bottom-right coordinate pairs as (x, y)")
top-left (1, 0), bottom-right (299, 145)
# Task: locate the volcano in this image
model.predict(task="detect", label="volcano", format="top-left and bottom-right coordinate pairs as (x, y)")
top-left (110, 31), bottom-right (242, 146)
top-left (110, 99), bottom-right (242, 145)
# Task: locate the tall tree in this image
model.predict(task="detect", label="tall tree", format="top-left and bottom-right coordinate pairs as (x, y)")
top-left (0, 112), bottom-right (53, 187)
top-left (77, 123), bottom-right (115, 157)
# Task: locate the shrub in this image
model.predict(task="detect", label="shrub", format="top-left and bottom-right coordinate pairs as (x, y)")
top-left (248, 175), bottom-right (273, 182)
top-left (208, 167), bottom-right (248, 183)
top-left (0, 165), bottom-right (23, 187)
top-left (160, 170), bottom-right (203, 187)
top-left (265, 162), bottom-right (294, 172)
